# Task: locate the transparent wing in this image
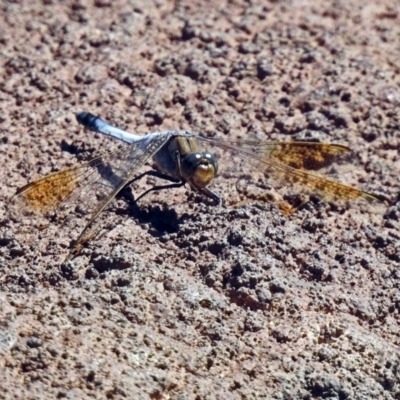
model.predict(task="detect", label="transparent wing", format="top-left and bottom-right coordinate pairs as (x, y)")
top-left (9, 131), bottom-right (172, 255)
top-left (198, 138), bottom-right (380, 204)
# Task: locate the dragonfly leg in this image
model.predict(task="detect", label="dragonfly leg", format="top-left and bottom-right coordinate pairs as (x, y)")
top-left (125, 170), bottom-right (181, 187)
top-left (199, 187), bottom-right (221, 205)
top-left (121, 169), bottom-right (183, 203)
top-left (124, 170), bottom-right (221, 205)
top-left (135, 182), bottom-right (186, 203)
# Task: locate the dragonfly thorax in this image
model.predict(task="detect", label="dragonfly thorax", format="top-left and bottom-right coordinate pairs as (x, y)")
top-left (181, 152), bottom-right (218, 189)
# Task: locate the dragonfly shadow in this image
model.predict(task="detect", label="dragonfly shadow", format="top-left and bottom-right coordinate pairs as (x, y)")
top-left (117, 187), bottom-right (184, 237)
top-left (60, 140), bottom-right (97, 162)
top-left (60, 140), bottom-right (78, 155)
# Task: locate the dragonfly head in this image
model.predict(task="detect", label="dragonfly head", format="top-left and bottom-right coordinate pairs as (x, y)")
top-left (181, 152), bottom-right (218, 189)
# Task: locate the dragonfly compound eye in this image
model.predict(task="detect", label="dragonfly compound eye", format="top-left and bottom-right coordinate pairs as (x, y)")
top-left (181, 152), bottom-right (218, 188)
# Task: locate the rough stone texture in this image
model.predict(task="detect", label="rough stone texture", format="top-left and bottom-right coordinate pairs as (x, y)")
top-left (1, 0), bottom-right (400, 399)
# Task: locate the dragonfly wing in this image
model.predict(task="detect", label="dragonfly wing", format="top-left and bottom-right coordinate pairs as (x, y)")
top-left (198, 137), bottom-right (379, 203)
top-left (9, 131), bottom-right (172, 253)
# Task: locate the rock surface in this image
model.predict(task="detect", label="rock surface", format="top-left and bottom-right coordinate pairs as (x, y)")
top-left (0, 0), bottom-right (400, 399)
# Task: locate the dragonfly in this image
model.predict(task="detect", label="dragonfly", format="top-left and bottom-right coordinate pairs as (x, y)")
top-left (9, 112), bottom-right (381, 259)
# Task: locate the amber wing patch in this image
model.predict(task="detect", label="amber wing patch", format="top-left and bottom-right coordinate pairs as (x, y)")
top-left (11, 167), bottom-right (81, 215)
top-left (267, 142), bottom-right (349, 171)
